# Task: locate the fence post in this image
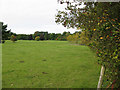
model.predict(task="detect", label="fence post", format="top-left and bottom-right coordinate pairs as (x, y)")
top-left (97, 66), bottom-right (105, 89)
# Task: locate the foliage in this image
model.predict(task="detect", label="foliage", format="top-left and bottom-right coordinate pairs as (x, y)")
top-left (56, 31), bottom-right (71, 41)
top-left (28, 34), bottom-right (33, 40)
top-left (56, 1), bottom-right (120, 88)
top-left (35, 36), bottom-right (40, 41)
top-left (66, 35), bottom-right (73, 42)
top-left (39, 34), bottom-right (45, 40)
top-left (0, 22), bottom-right (11, 43)
top-left (67, 33), bottom-right (80, 44)
top-left (56, 35), bottom-right (66, 41)
top-left (34, 31), bottom-right (40, 39)
top-left (44, 33), bottom-right (48, 40)
top-left (1, 40), bottom-right (5, 43)
top-left (17, 34), bottom-right (29, 40)
top-left (79, 31), bottom-right (90, 45)
top-left (14, 31), bottom-right (72, 41)
top-left (49, 33), bottom-right (56, 40)
top-left (10, 35), bottom-right (17, 42)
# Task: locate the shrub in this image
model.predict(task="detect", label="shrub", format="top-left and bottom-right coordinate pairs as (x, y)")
top-left (79, 31), bottom-right (90, 45)
top-left (10, 35), bottom-right (17, 42)
top-left (2, 40), bottom-right (5, 43)
top-left (57, 35), bottom-right (66, 41)
top-left (67, 35), bottom-right (73, 42)
top-left (35, 36), bottom-right (40, 41)
top-left (67, 33), bottom-right (80, 44)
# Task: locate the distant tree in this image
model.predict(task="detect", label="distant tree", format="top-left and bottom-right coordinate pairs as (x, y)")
top-left (62, 31), bottom-right (67, 36)
top-left (66, 31), bottom-right (70, 36)
top-left (50, 33), bottom-right (56, 40)
top-left (44, 32), bottom-right (48, 40)
top-left (34, 31), bottom-right (40, 39)
top-left (56, 35), bottom-right (62, 40)
top-left (33, 31), bottom-right (71, 41)
top-left (67, 35), bottom-right (73, 42)
top-left (40, 34), bottom-right (45, 40)
top-left (57, 35), bottom-right (66, 41)
top-left (56, 31), bottom-right (70, 41)
top-left (10, 35), bottom-right (17, 42)
top-left (35, 36), bottom-right (40, 41)
top-left (17, 34), bottom-right (28, 40)
top-left (28, 34), bottom-right (33, 40)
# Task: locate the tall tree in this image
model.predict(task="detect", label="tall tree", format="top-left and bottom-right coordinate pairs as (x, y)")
top-left (0, 22), bottom-right (11, 43)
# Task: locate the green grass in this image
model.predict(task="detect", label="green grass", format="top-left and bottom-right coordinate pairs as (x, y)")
top-left (2, 40), bottom-right (100, 88)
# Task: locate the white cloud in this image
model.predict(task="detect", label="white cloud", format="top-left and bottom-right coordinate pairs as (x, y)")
top-left (0, 0), bottom-right (81, 34)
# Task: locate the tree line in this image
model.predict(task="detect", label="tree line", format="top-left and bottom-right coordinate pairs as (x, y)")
top-left (0, 22), bottom-right (82, 43)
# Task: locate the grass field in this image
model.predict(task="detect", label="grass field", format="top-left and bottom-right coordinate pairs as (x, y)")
top-left (2, 40), bottom-right (100, 88)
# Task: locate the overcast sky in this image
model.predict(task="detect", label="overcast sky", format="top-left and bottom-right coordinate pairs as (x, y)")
top-left (0, 0), bottom-right (82, 34)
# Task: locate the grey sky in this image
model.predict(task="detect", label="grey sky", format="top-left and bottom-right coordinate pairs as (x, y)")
top-left (0, 0), bottom-right (82, 34)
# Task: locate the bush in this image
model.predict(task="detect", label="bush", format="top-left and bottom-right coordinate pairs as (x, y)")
top-left (57, 36), bottom-right (66, 41)
top-left (67, 35), bottom-right (73, 42)
top-left (35, 36), bottom-right (40, 41)
top-left (10, 35), bottom-right (17, 42)
top-left (79, 31), bottom-right (90, 45)
top-left (2, 40), bottom-right (5, 43)
top-left (67, 33), bottom-right (80, 44)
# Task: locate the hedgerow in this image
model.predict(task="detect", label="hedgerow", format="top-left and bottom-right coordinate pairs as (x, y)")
top-left (67, 33), bottom-right (80, 44)
top-left (56, 1), bottom-right (120, 88)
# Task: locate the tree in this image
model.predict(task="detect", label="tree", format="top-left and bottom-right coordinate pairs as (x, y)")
top-left (10, 35), bottom-right (17, 42)
top-left (49, 33), bottom-right (56, 40)
top-left (62, 31), bottom-right (67, 36)
top-left (40, 34), bottom-right (45, 40)
top-left (67, 35), bottom-right (73, 43)
top-left (66, 31), bottom-right (70, 36)
top-left (56, 1), bottom-right (120, 88)
top-left (28, 34), bottom-right (33, 40)
top-left (44, 32), bottom-right (48, 40)
top-left (34, 31), bottom-right (40, 39)
top-left (17, 34), bottom-right (29, 40)
top-left (0, 22), bottom-right (11, 43)
top-left (35, 36), bottom-right (40, 41)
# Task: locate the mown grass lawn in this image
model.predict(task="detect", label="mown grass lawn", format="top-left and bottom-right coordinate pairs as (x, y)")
top-left (2, 40), bottom-right (100, 88)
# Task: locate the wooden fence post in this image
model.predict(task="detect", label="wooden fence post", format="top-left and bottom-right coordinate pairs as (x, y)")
top-left (97, 66), bottom-right (105, 89)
